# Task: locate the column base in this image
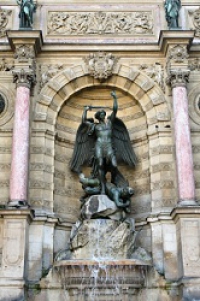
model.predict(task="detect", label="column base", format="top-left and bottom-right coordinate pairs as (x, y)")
top-left (177, 199), bottom-right (199, 207)
top-left (0, 278), bottom-right (25, 301)
top-left (7, 200), bottom-right (30, 208)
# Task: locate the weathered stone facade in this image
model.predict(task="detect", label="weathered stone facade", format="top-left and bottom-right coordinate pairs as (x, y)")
top-left (0, 0), bottom-right (200, 300)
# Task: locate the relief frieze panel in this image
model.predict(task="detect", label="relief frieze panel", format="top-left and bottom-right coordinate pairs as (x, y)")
top-left (47, 11), bottom-right (153, 36)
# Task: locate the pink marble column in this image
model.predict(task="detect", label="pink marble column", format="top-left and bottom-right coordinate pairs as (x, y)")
top-left (8, 68), bottom-right (35, 207)
top-left (9, 85), bottom-right (30, 206)
top-left (172, 83), bottom-right (196, 205)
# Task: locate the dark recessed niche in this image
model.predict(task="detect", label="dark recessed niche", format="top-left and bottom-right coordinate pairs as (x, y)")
top-left (198, 97), bottom-right (200, 111)
top-left (0, 94), bottom-right (5, 114)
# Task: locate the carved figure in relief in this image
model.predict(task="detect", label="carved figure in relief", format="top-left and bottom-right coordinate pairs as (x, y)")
top-left (164, 0), bottom-right (181, 29)
top-left (17, 0), bottom-right (36, 29)
top-left (70, 91), bottom-right (137, 213)
top-left (189, 7), bottom-right (200, 37)
top-left (0, 8), bottom-right (12, 37)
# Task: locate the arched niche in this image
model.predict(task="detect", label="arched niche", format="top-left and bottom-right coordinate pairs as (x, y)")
top-left (30, 63), bottom-right (172, 221)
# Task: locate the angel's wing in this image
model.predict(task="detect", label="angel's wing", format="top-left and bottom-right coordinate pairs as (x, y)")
top-left (112, 117), bottom-right (137, 167)
top-left (70, 120), bottom-right (95, 173)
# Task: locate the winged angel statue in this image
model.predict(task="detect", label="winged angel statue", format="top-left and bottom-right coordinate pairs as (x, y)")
top-left (70, 91), bottom-right (137, 213)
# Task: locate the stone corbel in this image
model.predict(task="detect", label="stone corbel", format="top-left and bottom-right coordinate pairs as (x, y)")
top-left (6, 30), bottom-right (42, 57)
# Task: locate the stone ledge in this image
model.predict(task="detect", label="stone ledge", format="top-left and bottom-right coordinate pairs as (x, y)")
top-left (171, 206), bottom-right (200, 222)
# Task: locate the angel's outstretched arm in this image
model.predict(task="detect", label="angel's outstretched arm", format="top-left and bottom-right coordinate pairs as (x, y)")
top-left (82, 106), bottom-right (93, 125)
top-left (110, 91), bottom-right (118, 122)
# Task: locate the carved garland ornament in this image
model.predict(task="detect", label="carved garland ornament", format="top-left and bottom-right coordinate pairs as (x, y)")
top-left (47, 11), bottom-right (153, 35)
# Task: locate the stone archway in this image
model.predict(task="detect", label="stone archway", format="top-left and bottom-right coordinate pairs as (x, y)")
top-left (35, 62), bottom-right (167, 126)
top-left (30, 62), bottom-right (172, 219)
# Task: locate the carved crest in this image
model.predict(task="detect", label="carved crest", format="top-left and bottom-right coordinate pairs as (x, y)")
top-left (86, 52), bottom-right (117, 81)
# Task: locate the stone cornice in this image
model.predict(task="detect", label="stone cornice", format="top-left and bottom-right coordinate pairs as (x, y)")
top-left (159, 30), bottom-right (195, 57)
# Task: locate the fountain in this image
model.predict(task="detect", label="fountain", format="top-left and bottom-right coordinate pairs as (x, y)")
top-left (39, 197), bottom-right (152, 300)
top-left (38, 91), bottom-right (152, 300)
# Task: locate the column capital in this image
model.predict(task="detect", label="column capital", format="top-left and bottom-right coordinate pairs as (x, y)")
top-left (13, 68), bottom-right (36, 89)
top-left (166, 69), bottom-right (190, 88)
top-left (165, 43), bottom-right (190, 88)
top-left (6, 31), bottom-right (42, 87)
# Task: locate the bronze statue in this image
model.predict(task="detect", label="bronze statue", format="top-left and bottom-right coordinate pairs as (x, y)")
top-left (17, 0), bottom-right (36, 29)
top-left (70, 91), bottom-right (137, 212)
top-left (164, 0), bottom-right (181, 29)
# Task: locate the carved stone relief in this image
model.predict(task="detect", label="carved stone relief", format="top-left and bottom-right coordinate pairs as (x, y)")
top-left (2, 220), bottom-right (24, 267)
top-left (39, 64), bottom-right (66, 89)
top-left (85, 52), bottom-right (117, 81)
top-left (14, 44), bottom-right (35, 61)
top-left (168, 45), bottom-right (189, 63)
top-left (0, 8), bottom-right (12, 37)
top-left (47, 11), bottom-right (153, 36)
top-left (189, 7), bottom-right (200, 37)
top-left (189, 58), bottom-right (200, 71)
top-left (139, 63), bottom-right (165, 92)
top-left (0, 58), bottom-right (14, 71)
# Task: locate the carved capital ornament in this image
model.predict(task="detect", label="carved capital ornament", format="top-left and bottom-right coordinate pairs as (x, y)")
top-left (13, 68), bottom-right (36, 89)
top-left (166, 69), bottom-right (190, 88)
